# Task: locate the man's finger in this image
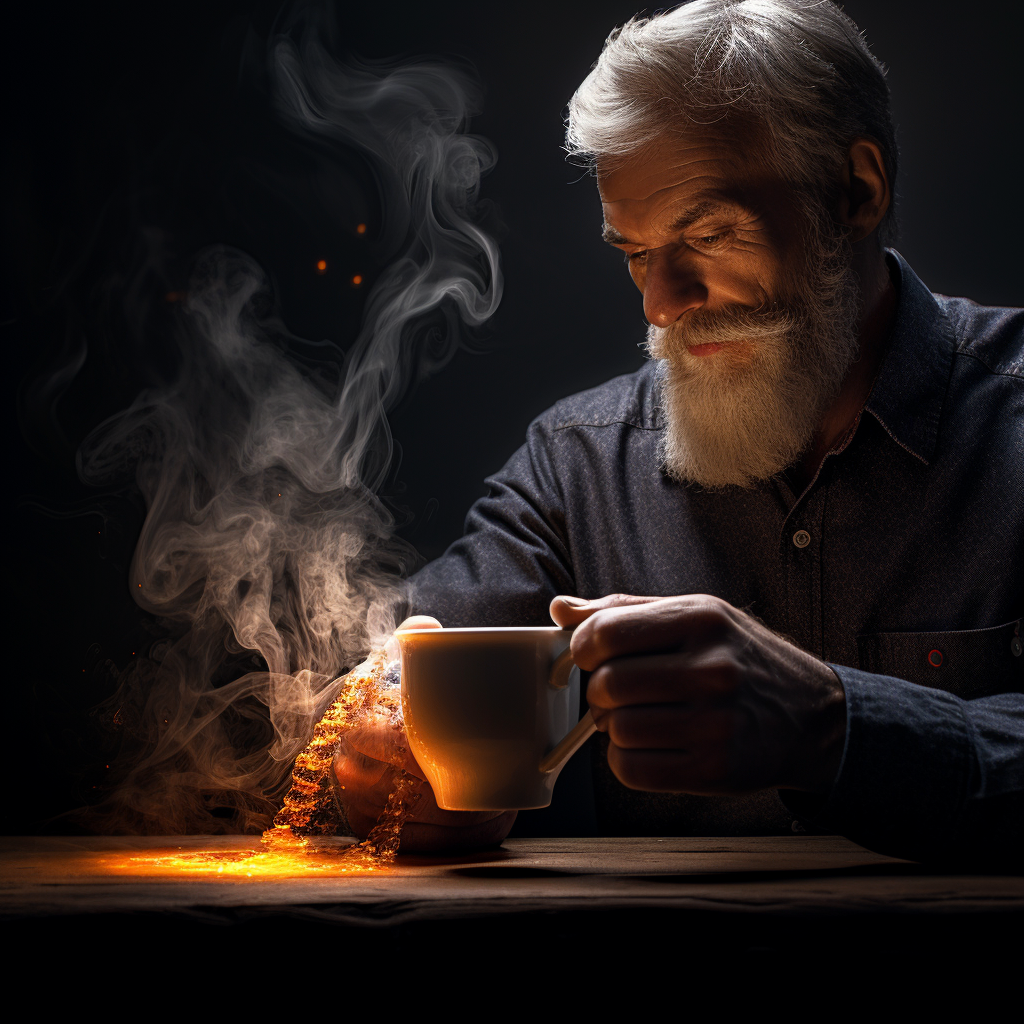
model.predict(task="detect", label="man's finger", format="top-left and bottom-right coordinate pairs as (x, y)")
top-left (570, 594), bottom-right (734, 670)
top-left (603, 704), bottom-right (734, 750)
top-left (342, 722), bottom-right (427, 781)
top-left (333, 747), bottom-right (397, 808)
top-left (396, 615), bottom-right (443, 631)
top-left (606, 744), bottom-right (732, 794)
top-left (586, 648), bottom-right (742, 709)
top-left (549, 593), bottom-right (662, 627)
top-left (387, 616), bottom-right (443, 661)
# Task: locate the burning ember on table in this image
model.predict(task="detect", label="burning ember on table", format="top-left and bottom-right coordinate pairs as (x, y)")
top-left (109, 653), bottom-right (415, 877)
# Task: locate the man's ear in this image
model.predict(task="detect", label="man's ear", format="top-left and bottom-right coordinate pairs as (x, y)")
top-left (838, 138), bottom-right (890, 243)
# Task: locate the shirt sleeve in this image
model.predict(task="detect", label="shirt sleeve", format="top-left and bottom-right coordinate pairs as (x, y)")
top-left (406, 416), bottom-right (576, 627)
top-left (781, 665), bottom-right (1024, 866)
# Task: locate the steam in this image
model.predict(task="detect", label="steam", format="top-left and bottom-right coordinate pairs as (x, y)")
top-left (75, 34), bottom-right (501, 834)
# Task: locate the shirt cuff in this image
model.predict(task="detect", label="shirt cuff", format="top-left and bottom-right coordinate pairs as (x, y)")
top-left (780, 664), bottom-right (973, 862)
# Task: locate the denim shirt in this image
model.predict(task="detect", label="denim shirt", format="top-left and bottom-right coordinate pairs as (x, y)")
top-left (409, 251), bottom-right (1023, 863)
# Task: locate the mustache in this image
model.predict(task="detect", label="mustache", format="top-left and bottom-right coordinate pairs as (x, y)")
top-left (648, 302), bottom-right (798, 353)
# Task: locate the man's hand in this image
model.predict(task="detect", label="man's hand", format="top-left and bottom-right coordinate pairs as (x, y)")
top-left (332, 615), bottom-right (517, 853)
top-left (549, 594), bottom-right (847, 795)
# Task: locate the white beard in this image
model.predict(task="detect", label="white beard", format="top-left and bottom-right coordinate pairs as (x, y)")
top-left (648, 232), bottom-right (862, 490)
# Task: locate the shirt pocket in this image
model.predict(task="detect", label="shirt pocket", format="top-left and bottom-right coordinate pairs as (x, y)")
top-left (856, 619), bottom-right (1023, 699)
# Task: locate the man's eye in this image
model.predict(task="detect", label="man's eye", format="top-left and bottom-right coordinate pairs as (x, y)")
top-left (624, 250), bottom-right (648, 264)
top-left (697, 233), bottom-right (724, 246)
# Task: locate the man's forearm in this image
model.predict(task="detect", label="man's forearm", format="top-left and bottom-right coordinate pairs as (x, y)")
top-left (780, 666), bottom-right (1023, 865)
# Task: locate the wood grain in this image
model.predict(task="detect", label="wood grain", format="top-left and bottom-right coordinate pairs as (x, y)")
top-left (3, 835), bottom-right (1021, 921)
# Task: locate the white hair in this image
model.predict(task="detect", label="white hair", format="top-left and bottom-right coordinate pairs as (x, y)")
top-left (566, 0), bottom-right (898, 244)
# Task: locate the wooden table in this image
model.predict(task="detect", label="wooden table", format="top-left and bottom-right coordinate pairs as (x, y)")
top-left (3, 835), bottom-right (1021, 996)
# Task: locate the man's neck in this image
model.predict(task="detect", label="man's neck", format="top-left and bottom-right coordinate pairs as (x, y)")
top-left (790, 248), bottom-right (896, 493)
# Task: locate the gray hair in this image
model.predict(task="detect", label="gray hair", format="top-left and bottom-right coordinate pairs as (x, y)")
top-left (566, 0), bottom-right (899, 245)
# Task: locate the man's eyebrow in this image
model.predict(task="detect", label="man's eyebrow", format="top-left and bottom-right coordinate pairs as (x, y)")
top-left (602, 223), bottom-right (630, 244)
top-left (601, 197), bottom-right (738, 246)
top-left (668, 198), bottom-right (733, 232)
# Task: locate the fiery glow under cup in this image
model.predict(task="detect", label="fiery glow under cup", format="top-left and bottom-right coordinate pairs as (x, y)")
top-left (396, 627), bottom-right (597, 810)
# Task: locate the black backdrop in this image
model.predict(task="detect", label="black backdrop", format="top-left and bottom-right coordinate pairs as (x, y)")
top-left (6, 1), bottom-right (1021, 832)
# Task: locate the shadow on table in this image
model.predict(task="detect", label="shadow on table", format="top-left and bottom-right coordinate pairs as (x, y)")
top-left (446, 860), bottom-right (996, 882)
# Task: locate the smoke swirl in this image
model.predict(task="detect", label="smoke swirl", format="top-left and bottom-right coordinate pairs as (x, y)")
top-left (75, 31), bottom-right (501, 834)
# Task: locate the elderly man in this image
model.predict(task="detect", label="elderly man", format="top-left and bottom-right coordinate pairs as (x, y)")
top-left (334, 0), bottom-right (1022, 862)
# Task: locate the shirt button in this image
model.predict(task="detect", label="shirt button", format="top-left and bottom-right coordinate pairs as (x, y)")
top-left (792, 530), bottom-right (811, 549)
top-left (1012, 636), bottom-right (1023, 657)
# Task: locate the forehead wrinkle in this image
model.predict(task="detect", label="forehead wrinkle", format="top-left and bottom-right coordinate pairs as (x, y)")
top-left (602, 193), bottom-right (736, 245)
top-left (600, 170), bottom-right (708, 205)
top-left (598, 143), bottom-right (743, 203)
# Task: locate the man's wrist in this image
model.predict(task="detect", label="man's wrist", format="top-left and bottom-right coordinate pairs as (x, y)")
top-left (813, 664), bottom-right (849, 792)
top-left (788, 660), bottom-right (848, 794)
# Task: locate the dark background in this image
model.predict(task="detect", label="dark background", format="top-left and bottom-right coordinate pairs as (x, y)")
top-left (6, 1), bottom-right (1021, 832)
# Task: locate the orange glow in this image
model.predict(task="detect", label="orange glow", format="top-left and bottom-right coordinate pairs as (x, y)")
top-left (352, 274), bottom-right (363, 286)
top-left (78, 652), bottom-right (415, 881)
top-left (256, 650), bottom-right (417, 872)
top-left (101, 841), bottom-right (383, 878)
top-left (356, 223), bottom-right (367, 234)
top-left (316, 259), bottom-right (328, 274)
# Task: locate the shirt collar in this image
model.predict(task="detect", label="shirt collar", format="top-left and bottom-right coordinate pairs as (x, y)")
top-left (863, 250), bottom-right (957, 466)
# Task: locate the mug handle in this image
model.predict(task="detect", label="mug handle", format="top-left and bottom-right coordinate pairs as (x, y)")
top-left (539, 647), bottom-right (597, 774)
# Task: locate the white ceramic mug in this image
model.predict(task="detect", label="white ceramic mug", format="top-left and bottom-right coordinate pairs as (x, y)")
top-left (395, 626), bottom-right (597, 810)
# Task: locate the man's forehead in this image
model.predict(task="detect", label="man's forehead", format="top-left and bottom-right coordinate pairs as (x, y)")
top-left (597, 137), bottom-right (744, 205)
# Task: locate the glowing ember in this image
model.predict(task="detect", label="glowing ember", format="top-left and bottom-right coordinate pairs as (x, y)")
top-left (262, 647), bottom-right (419, 866)
top-left (352, 274), bottom-right (364, 286)
top-left (113, 650), bottom-right (419, 877)
top-left (108, 840), bottom-right (384, 877)
top-left (265, 650), bottom-right (389, 842)
top-left (316, 259), bottom-right (328, 274)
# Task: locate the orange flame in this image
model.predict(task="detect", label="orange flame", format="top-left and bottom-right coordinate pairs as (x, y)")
top-left (258, 650), bottom-right (416, 869)
top-left (107, 652), bottom-right (417, 878)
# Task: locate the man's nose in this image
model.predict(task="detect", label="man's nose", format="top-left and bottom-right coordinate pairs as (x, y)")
top-left (643, 253), bottom-right (708, 327)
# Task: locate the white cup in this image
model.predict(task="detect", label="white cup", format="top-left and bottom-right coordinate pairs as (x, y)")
top-left (395, 626), bottom-right (597, 810)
